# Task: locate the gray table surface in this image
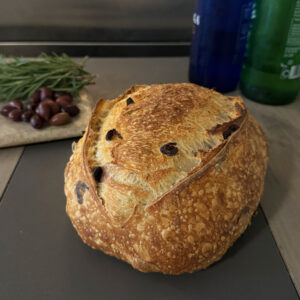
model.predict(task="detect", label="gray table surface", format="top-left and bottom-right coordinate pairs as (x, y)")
top-left (0, 139), bottom-right (297, 300)
top-left (0, 57), bottom-right (299, 299)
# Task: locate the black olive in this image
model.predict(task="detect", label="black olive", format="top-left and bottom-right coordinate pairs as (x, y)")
top-left (75, 181), bottom-right (89, 204)
top-left (106, 129), bottom-right (115, 140)
top-left (8, 109), bottom-right (22, 122)
top-left (126, 97), bottom-right (134, 106)
top-left (106, 129), bottom-right (122, 140)
top-left (1, 105), bottom-right (14, 117)
top-left (30, 114), bottom-right (43, 129)
top-left (21, 110), bottom-right (34, 122)
top-left (160, 142), bottom-right (178, 156)
top-left (116, 131), bottom-right (123, 139)
top-left (62, 105), bottom-right (80, 117)
top-left (92, 167), bottom-right (103, 182)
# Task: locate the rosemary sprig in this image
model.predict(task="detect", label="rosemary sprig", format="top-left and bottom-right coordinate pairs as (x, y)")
top-left (0, 53), bottom-right (95, 101)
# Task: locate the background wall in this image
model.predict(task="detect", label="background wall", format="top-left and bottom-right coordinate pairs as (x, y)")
top-left (0, 0), bottom-right (194, 42)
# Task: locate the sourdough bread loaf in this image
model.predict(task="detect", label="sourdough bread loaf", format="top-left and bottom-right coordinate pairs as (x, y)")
top-left (64, 83), bottom-right (268, 274)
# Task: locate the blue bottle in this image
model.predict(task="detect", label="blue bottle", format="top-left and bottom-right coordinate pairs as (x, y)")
top-left (189, 0), bottom-right (254, 92)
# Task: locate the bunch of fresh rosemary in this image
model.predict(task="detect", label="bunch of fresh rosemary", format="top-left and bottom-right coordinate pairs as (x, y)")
top-left (0, 53), bottom-right (95, 101)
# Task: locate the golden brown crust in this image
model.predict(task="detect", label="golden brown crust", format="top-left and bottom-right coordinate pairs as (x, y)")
top-left (64, 83), bottom-right (268, 274)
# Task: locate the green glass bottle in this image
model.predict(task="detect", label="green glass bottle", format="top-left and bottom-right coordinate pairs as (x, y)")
top-left (240, 0), bottom-right (300, 105)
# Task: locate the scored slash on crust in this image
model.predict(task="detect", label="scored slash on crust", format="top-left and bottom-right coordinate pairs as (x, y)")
top-left (223, 125), bottom-right (239, 139)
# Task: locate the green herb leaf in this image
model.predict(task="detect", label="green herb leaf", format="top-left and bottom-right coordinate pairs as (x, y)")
top-left (0, 53), bottom-right (95, 101)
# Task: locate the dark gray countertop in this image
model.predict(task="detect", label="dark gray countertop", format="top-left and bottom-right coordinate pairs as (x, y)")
top-left (0, 138), bottom-right (298, 300)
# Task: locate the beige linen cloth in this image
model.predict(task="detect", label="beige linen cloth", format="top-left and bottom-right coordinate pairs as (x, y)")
top-left (0, 92), bottom-right (92, 148)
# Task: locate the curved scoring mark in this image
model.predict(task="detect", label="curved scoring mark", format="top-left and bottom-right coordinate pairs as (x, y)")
top-left (75, 181), bottom-right (89, 204)
top-left (223, 125), bottom-right (239, 139)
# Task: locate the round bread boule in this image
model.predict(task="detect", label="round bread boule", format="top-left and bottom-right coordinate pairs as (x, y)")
top-left (64, 83), bottom-right (268, 274)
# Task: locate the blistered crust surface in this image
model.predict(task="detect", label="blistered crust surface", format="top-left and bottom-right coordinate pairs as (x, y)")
top-left (64, 83), bottom-right (268, 274)
top-left (65, 112), bottom-right (267, 274)
top-left (91, 84), bottom-right (246, 224)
